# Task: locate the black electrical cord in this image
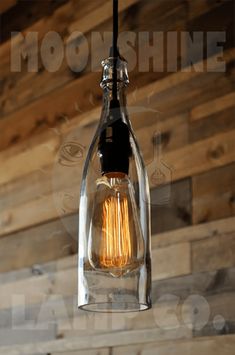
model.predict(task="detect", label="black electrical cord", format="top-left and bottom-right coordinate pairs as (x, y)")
top-left (98, 0), bottom-right (131, 175)
top-left (112, 0), bottom-right (119, 101)
top-left (112, 0), bottom-right (118, 58)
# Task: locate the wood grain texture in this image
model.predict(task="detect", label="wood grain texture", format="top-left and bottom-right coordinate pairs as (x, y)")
top-left (0, 265), bottom-right (234, 348)
top-left (0, 44), bottom-right (233, 157)
top-left (0, 2), bottom-right (233, 151)
top-left (1, 265), bottom-right (234, 330)
top-left (0, 126), bottom-right (235, 238)
top-left (0, 328), bottom-right (191, 355)
top-left (192, 232), bottom-right (235, 273)
top-left (0, 241), bottom-right (191, 311)
top-left (152, 242), bottom-right (191, 280)
top-left (57, 291), bottom-right (235, 339)
top-left (0, 47), bottom-right (234, 177)
top-left (190, 92), bottom-right (235, 122)
top-left (189, 106), bottom-right (235, 144)
top-left (68, 0), bottom-right (139, 35)
top-left (0, 0), bottom-right (68, 43)
top-left (112, 335), bottom-right (235, 355)
top-left (1, 127), bottom-right (235, 237)
top-left (1, 215), bottom-right (234, 275)
top-left (160, 129), bottom-right (235, 182)
top-left (0, 0), bottom-right (234, 353)
top-left (151, 178), bottom-right (192, 234)
top-left (0, 228), bottom-right (235, 312)
top-left (0, 215), bottom-right (77, 273)
top-left (152, 216), bottom-right (235, 248)
top-left (192, 163), bottom-right (235, 224)
top-left (0, 112), bottom-right (185, 219)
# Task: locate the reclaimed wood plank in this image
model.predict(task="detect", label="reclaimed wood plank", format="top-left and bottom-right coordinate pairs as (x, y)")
top-left (68, 0), bottom-right (138, 35)
top-left (0, 327), bottom-right (192, 355)
top-left (0, 267), bottom-right (77, 310)
top-left (1, 93), bottom-right (235, 238)
top-left (152, 267), bottom-right (235, 300)
top-left (57, 291), bottom-right (235, 339)
top-left (0, 112), bottom-right (188, 216)
top-left (151, 178), bottom-right (192, 234)
top-left (189, 106), bottom-right (235, 144)
top-left (1, 266), bottom-right (235, 330)
top-left (1, 12), bottom-right (231, 147)
top-left (52, 351), bottom-right (109, 355)
top-left (2, 123), bottom-right (235, 237)
top-left (0, 48), bottom-right (234, 184)
top-left (192, 232), bottom-right (235, 273)
top-left (0, 44), bottom-right (233, 154)
top-left (0, 234), bottom-right (233, 313)
top-left (112, 335), bottom-right (235, 355)
top-left (158, 128), bottom-right (235, 182)
top-left (152, 216), bottom-right (235, 248)
top-left (1, 216), bottom-right (235, 277)
top-left (0, 215), bottom-right (77, 273)
top-left (0, 0), bottom-right (107, 68)
top-left (0, 0), bottom-right (68, 43)
top-left (0, 260), bottom-right (234, 345)
top-left (0, 175), bottom-right (189, 237)
top-left (0, 241), bottom-right (190, 311)
top-left (190, 92), bottom-right (235, 122)
top-left (0, 325), bottom-right (56, 347)
top-left (0, 0), bottom-right (158, 118)
top-left (152, 242), bottom-right (191, 281)
top-left (192, 163), bottom-right (235, 224)
top-left (0, 253), bottom-right (76, 285)
top-left (0, 214), bottom-right (235, 283)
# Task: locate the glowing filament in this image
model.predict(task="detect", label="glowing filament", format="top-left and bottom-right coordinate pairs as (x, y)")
top-left (100, 193), bottom-right (132, 269)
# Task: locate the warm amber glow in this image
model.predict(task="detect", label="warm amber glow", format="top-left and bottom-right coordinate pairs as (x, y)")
top-left (88, 174), bottom-right (144, 277)
top-left (100, 193), bottom-right (132, 269)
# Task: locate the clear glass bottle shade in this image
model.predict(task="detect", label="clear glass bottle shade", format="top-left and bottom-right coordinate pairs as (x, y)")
top-left (78, 58), bottom-right (151, 312)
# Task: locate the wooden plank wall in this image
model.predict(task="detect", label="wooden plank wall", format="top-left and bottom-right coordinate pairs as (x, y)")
top-left (0, 0), bottom-right (235, 354)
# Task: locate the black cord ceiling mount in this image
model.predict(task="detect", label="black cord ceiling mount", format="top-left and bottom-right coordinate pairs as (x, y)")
top-left (111, 0), bottom-right (119, 101)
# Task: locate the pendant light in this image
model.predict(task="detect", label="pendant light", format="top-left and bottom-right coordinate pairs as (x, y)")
top-left (78, 0), bottom-right (152, 312)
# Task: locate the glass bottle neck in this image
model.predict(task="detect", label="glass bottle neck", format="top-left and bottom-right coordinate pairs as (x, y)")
top-left (101, 86), bottom-right (127, 123)
top-left (99, 56), bottom-right (129, 126)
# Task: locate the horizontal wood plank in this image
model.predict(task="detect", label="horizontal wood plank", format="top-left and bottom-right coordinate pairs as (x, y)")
top-left (1, 266), bottom-right (235, 330)
top-left (112, 335), bottom-right (235, 355)
top-left (160, 129), bottom-right (235, 182)
top-left (0, 44), bottom-right (234, 156)
top-left (0, 216), bottom-right (234, 275)
top-left (52, 351), bottom-right (109, 355)
top-left (0, 241), bottom-right (190, 311)
top-left (152, 216), bottom-right (235, 248)
top-left (0, 215), bottom-right (77, 273)
top-left (190, 92), bottom-right (235, 122)
top-left (0, 0), bottom-right (157, 118)
top-left (152, 242), bottom-right (191, 281)
top-left (0, 47), bottom-right (234, 181)
top-left (192, 163), bottom-right (235, 224)
top-left (189, 106), bottom-right (235, 144)
top-left (192, 232), bottom-right (235, 273)
top-left (151, 178), bottom-right (192, 234)
top-left (1, 229), bottom-right (235, 311)
top-left (0, 327), bottom-right (192, 355)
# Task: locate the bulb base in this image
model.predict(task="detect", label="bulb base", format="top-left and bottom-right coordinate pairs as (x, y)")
top-left (98, 100), bottom-right (131, 176)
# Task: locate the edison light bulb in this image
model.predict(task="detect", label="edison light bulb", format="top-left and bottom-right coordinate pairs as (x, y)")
top-left (88, 172), bottom-right (144, 277)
